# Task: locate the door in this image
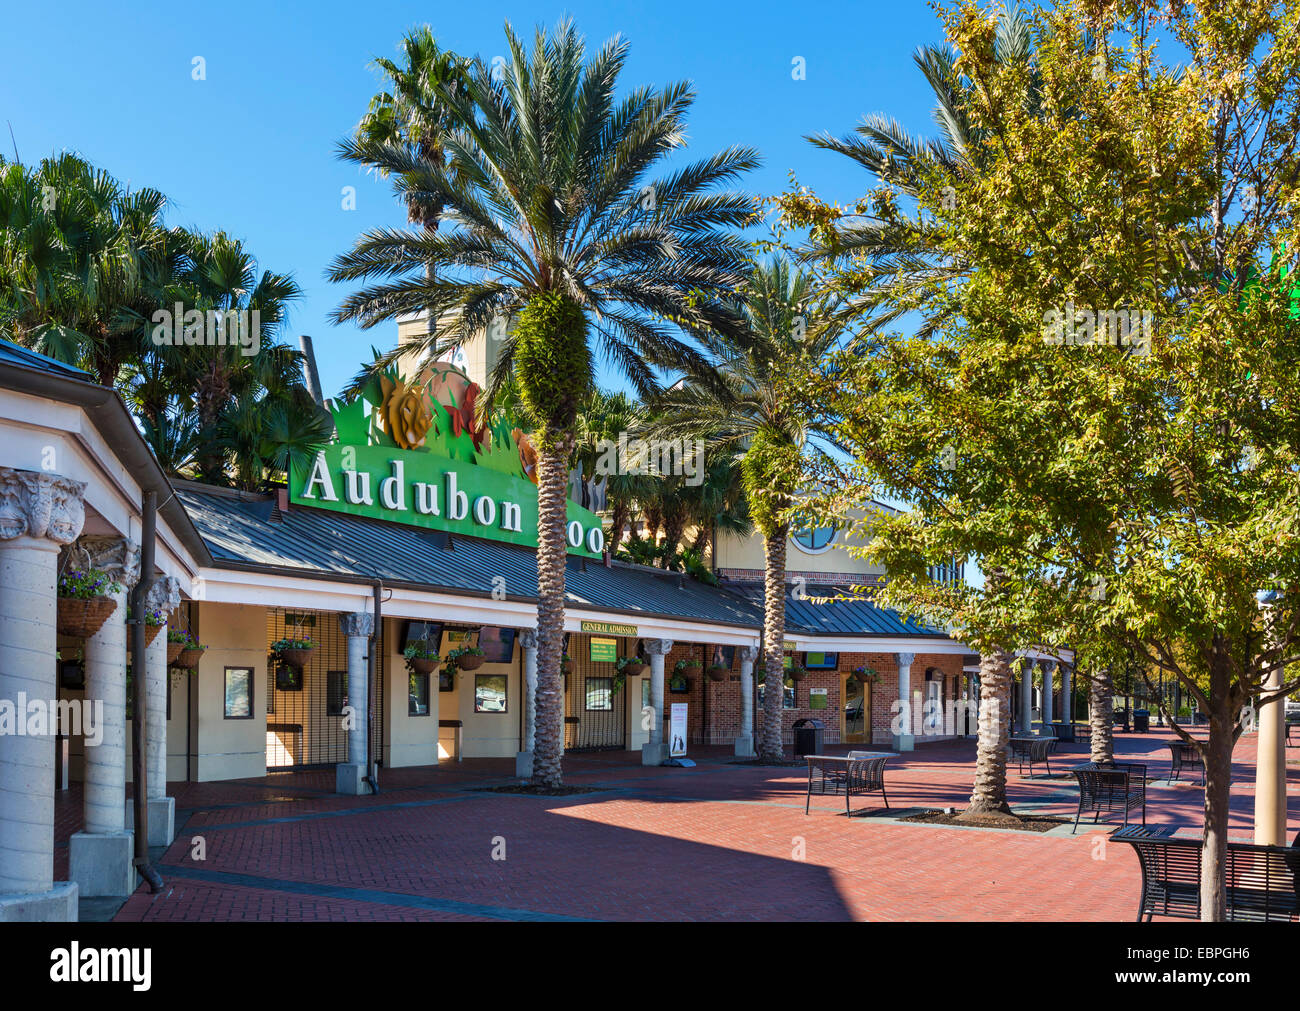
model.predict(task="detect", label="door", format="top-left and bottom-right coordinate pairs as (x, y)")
top-left (843, 673), bottom-right (869, 743)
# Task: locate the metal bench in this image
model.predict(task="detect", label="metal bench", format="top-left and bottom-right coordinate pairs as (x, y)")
top-left (1166, 740), bottom-right (1205, 784)
top-left (1070, 761), bottom-right (1146, 833)
top-left (1115, 826), bottom-right (1300, 921)
top-left (803, 754), bottom-right (891, 815)
top-left (1009, 736), bottom-right (1053, 777)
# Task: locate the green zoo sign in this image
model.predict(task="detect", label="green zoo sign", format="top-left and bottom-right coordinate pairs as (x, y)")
top-left (291, 444), bottom-right (604, 558)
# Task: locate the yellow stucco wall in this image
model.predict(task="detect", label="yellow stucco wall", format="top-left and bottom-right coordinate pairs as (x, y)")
top-left (190, 602), bottom-right (268, 782)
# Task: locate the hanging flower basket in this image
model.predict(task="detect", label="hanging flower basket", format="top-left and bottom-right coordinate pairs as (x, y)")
top-left (681, 658), bottom-right (703, 673)
top-left (787, 665), bottom-right (808, 682)
top-left (57, 595), bottom-right (117, 639)
top-left (144, 623), bottom-right (162, 647)
top-left (176, 647), bottom-right (206, 670)
top-left (705, 663), bottom-right (729, 682)
top-left (271, 637), bottom-right (316, 670)
top-left (617, 656), bottom-right (646, 678)
top-left (851, 665), bottom-right (880, 684)
top-left (448, 646), bottom-right (485, 671)
top-left (404, 642), bottom-right (440, 676)
top-left (168, 629), bottom-right (206, 670)
top-left (562, 654), bottom-right (575, 675)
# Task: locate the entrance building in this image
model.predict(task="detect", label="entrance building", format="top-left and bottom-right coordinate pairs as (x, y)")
top-left (0, 336), bottom-right (1012, 922)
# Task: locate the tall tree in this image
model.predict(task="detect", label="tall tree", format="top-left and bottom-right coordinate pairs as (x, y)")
top-left (329, 20), bottom-right (758, 786)
top-left (795, 0), bottom-right (1300, 919)
top-left (339, 24), bottom-right (471, 299)
top-left (645, 257), bottom-right (844, 760)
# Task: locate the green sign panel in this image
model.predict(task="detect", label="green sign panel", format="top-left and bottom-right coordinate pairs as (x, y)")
top-left (291, 443), bottom-right (603, 559)
top-left (289, 362), bottom-right (604, 558)
top-left (808, 688), bottom-right (828, 710)
top-left (580, 620), bottom-right (638, 637)
top-left (589, 637), bottom-right (618, 663)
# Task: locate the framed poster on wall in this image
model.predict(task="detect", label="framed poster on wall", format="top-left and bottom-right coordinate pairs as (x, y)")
top-left (224, 666), bottom-right (253, 719)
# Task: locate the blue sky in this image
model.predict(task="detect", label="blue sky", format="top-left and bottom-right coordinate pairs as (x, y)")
top-left (1, 0), bottom-right (949, 398)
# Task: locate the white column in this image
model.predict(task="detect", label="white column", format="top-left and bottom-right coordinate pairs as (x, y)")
top-left (336, 611), bottom-right (373, 795)
top-left (0, 468), bottom-right (85, 921)
top-left (70, 535), bottom-right (140, 899)
top-left (1255, 658), bottom-right (1288, 846)
top-left (641, 639), bottom-right (673, 766)
top-left (143, 577), bottom-right (180, 800)
top-left (893, 651), bottom-right (915, 751)
top-left (735, 645), bottom-right (758, 757)
top-left (130, 576), bottom-right (180, 847)
top-left (1020, 658), bottom-right (1035, 733)
top-left (1062, 663), bottom-right (1074, 724)
top-left (1041, 660), bottom-right (1056, 729)
top-left (516, 629), bottom-right (538, 777)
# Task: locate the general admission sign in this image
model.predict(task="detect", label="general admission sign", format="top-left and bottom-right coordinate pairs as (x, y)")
top-left (290, 361), bottom-right (604, 559)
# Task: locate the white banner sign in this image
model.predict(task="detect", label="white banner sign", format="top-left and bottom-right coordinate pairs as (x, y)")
top-left (669, 703), bottom-right (688, 757)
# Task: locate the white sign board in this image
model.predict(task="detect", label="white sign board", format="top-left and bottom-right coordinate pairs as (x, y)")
top-left (669, 703), bottom-right (688, 757)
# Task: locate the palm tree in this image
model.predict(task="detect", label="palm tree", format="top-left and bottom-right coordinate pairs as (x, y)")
top-left (328, 20), bottom-right (759, 787)
top-left (684, 449), bottom-right (750, 558)
top-left (645, 257), bottom-right (845, 761)
top-left (0, 153), bottom-right (169, 384)
top-left (802, 2), bottom-right (1039, 336)
top-left (339, 25), bottom-right (472, 297)
top-left (967, 651), bottom-right (1015, 815)
top-left (181, 230), bottom-right (302, 483)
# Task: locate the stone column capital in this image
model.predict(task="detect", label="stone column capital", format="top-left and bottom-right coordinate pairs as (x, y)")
top-left (145, 576), bottom-right (182, 615)
top-left (643, 638), bottom-right (674, 656)
top-left (68, 535), bottom-right (141, 587)
top-left (339, 611), bottom-right (374, 638)
top-left (518, 629), bottom-right (538, 650)
top-left (738, 645), bottom-right (759, 664)
top-left (0, 466), bottom-right (87, 545)
top-left (894, 651), bottom-right (915, 669)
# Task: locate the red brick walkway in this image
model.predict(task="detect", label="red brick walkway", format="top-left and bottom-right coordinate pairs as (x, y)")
top-left (50, 727), bottom-right (1296, 922)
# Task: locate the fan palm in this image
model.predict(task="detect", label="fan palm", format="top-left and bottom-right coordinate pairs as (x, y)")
top-left (329, 20), bottom-right (758, 787)
top-left (0, 153), bottom-right (169, 384)
top-left (645, 256), bottom-right (845, 761)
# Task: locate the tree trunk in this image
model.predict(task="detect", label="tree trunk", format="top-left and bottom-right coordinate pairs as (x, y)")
top-left (530, 433), bottom-right (573, 789)
top-left (758, 527), bottom-right (788, 761)
top-left (607, 500), bottom-right (628, 560)
top-left (965, 649), bottom-right (1012, 815)
top-left (1199, 641), bottom-right (1234, 921)
top-left (1088, 667), bottom-right (1114, 763)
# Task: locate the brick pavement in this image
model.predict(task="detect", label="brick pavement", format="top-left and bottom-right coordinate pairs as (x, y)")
top-left (45, 727), bottom-right (1298, 922)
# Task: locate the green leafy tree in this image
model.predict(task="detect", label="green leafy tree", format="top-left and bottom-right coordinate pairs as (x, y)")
top-left (796, 0), bottom-right (1300, 919)
top-left (329, 20), bottom-right (758, 786)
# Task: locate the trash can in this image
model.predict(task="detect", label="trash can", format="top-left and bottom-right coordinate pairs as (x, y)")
top-left (1133, 709), bottom-right (1150, 733)
top-left (792, 718), bottom-right (824, 757)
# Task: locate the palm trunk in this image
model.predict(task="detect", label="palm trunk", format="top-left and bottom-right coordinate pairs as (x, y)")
top-left (531, 433), bottom-right (573, 789)
top-left (608, 500), bottom-right (629, 560)
top-left (758, 527), bottom-right (788, 761)
top-left (1088, 666), bottom-right (1115, 763)
top-left (965, 649), bottom-right (1012, 815)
